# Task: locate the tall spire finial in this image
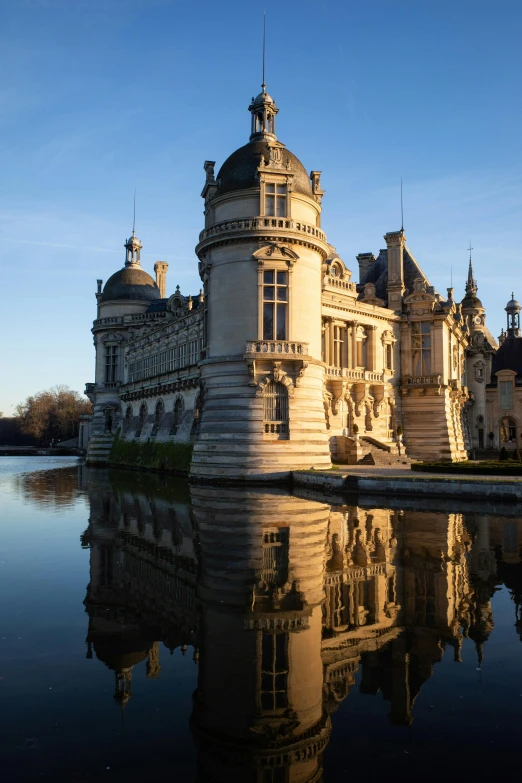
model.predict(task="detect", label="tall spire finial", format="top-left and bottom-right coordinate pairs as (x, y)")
top-left (132, 189), bottom-right (136, 236)
top-left (262, 11), bottom-right (266, 90)
top-left (465, 242), bottom-right (477, 295)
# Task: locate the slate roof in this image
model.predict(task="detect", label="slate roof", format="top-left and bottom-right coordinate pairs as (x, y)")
top-left (358, 246), bottom-right (432, 304)
top-left (102, 267), bottom-right (160, 302)
top-left (216, 140), bottom-right (312, 197)
top-left (487, 336), bottom-right (522, 386)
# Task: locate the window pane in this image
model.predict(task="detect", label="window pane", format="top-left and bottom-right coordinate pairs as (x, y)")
top-left (263, 303), bottom-right (274, 340)
top-left (265, 183), bottom-right (275, 193)
top-left (264, 286), bottom-right (275, 300)
top-left (277, 287), bottom-right (287, 301)
top-left (276, 271), bottom-right (287, 285)
top-left (275, 691), bottom-right (288, 709)
top-left (264, 271), bottom-right (274, 284)
top-left (276, 184), bottom-right (286, 194)
top-left (276, 304), bottom-right (287, 340)
top-left (265, 195), bottom-right (275, 216)
top-left (276, 198), bottom-right (286, 217)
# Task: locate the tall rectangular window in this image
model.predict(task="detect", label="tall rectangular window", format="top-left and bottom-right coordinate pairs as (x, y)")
top-left (104, 346), bottom-right (118, 383)
top-left (188, 339), bottom-right (198, 365)
top-left (159, 350), bottom-right (167, 374)
top-left (179, 344), bottom-right (187, 368)
top-left (500, 380), bottom-right (514, 409)
top-left (150, 354), bottom-right (158, 377)
top-left (260, 633), bottom-right (288, 711)
top-left (265, 183), bottom-right (286, 217)
top-left (168, 347), bottom-right (176, 372)
top-left (412, 322), bottom-right (431, 375)
top-left (385, 343), bottom-right (393, 370)
top-left (263, 270), bottom-right (288, 341)
top-left (143, 356), bottom-right (150, 377)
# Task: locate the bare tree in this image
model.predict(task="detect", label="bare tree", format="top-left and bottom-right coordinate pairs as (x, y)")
top-left (16, 385), bottom-right (92, 443)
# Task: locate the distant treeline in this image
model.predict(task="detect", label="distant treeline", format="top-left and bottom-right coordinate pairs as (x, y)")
top-left (0, 417), bottom-right (38, 447)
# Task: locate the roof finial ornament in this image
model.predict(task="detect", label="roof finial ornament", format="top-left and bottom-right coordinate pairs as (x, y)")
top-left (465, 242), bottom-right (478, 296)
top-left (132, 189), bottom-right (136, 237)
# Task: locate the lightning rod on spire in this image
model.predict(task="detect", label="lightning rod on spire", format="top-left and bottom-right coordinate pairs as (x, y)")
top-left (132, 189), bottom-right (136, 236)
top-left (262, 11), bottom-right (266, 89)
top-left (400, 177), bottom-right (404, 232)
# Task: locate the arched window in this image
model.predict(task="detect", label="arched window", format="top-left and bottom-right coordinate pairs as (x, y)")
top-left (263, 381), bottom-right (289, 439)
top-left (170, 395), bottom-right (185, 435)
top-left (135, 402), bottom-right (147, 438)
top-left (151, 399), bottom-right (165, 437)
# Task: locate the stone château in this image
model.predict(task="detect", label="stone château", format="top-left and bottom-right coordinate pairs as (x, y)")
top-left (83, 80), bottom-right (522, 478)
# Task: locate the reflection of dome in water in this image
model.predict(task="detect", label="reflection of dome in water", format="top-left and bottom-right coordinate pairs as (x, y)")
top-left (93, 632), bottom-right (154, 671)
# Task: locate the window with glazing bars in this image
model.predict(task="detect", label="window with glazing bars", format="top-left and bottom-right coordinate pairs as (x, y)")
top-left (150, 354), bottom-right (158, 377)
top-left (159, 351), bottom-right (168, 374)
top-left (265, 183), bottom-right (286, 217)
top-left (412, 322), bottom-right (431, 375)
top-left (179, 344), bottom-right (187, 368)
top-left (188, 339), bottom-right (198, 365)
top-left (263, 381), bottom-right (289, 438)
top-left (104, 346), bottom-right (118, 383)
top-left (260, 633), bottom-right (288, 711)
top-left (263, 271), bottom-right (287, 341)
top-left (168, 347), bottom-right (176, 371)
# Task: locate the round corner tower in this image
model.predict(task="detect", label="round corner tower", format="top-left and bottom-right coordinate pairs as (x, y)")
top-left (191, 83), bottom-right (332, 481)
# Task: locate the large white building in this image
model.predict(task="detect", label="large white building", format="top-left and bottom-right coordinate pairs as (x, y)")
top-left (84, 80), bottom-right (522, 479)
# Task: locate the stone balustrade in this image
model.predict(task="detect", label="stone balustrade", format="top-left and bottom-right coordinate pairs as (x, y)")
top-left (245, 340), bottom-right (309, 356)
top-left (404, 374), bottom-right (442, 386)
top-left (93, 316), bottom-right (124, 327)
top-left (325, 366), bottom-right (384, 382)
top-left (325, 276), bottom-right (357, 292)
top-left (198, 216), bottom-right (327, 244)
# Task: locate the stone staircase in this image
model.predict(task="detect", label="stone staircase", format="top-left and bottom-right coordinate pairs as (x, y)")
top-left (358, 437), bottom-right (412, 466)
top-left (86, 433), bottom-right (115, 465)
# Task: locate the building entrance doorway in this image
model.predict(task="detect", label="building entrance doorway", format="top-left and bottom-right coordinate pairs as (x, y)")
top-left (500, 417), bottom-right (517, 447)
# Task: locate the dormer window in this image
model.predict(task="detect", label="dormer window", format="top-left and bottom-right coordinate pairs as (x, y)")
top-left (265, 183), bottom-right (286, 217)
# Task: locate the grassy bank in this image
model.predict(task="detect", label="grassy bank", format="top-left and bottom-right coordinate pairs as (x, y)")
top-left (412, 461), bottom-right (522, 476)
top-left (109, 431), bottom-right (193, 475)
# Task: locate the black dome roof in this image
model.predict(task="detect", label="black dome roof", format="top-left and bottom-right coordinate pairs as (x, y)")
top-left (216, 141), bottom-right (312, 197)
top-left (461, 291), bottom-right (483, 311)
top-left (489, 336), bottom-right (522, 385)
top-left (102, 267), bottom-right (160, 302)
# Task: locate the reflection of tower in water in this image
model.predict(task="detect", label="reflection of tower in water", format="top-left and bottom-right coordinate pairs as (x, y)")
top-left (191, 485), bottom-right (331, 783)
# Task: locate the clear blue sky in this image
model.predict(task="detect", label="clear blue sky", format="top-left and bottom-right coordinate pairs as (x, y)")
top-left (1, 0), bottom-right (521, 414)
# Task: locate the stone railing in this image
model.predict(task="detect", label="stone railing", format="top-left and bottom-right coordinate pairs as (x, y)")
top-left (199, 217), bottom-right (327, 244)
top-left (93, 316), bottom-right (124, 327)
top-left (325, 276), bottom-right (357, 292)
top-left (130, 312), bottom-right (167, 322)
top-left (404, 374), bottom-right (442, 386)
top-left (325, 366), bottom-right (384, 382)
top-left (245, 340), bottom-right (309, 356)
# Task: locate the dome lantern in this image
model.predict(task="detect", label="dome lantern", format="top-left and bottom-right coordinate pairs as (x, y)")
top-left (506, 292), bottom-right (521, 338)
top-left (248, 83), bottom-right (279, 143)
top-left (124, 230), bottom-right (142, 268)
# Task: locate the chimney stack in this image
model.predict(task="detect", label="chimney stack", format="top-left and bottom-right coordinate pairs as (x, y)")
top-left (154, 261), bottom-right (168, 298)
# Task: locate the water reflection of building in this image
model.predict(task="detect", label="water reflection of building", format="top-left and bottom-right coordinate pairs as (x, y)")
top-left (81, 472), bottom-right (198, 710)
top-left (80, 471), bottom-right (522, 776)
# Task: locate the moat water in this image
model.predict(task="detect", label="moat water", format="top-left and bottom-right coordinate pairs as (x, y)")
top-left (1, 457), bottom-right (522, 781)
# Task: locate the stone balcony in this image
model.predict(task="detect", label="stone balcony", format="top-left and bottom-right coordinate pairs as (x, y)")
top-left (325, 366), bottom-right (384, 383)
top-left (197, 216), bottom-right (329, 257)
top-left (245, 340), bottom-right (309, 358)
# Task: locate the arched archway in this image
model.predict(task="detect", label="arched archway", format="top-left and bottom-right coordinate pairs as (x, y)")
top-left (499, 416), bottom-right (518, 448)
top-left (170, 395), bottom-right (185, 435)
top-left (136, 402), bottom-right (148, 438)
top-left (151, 399), bottom-right (165, 437)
